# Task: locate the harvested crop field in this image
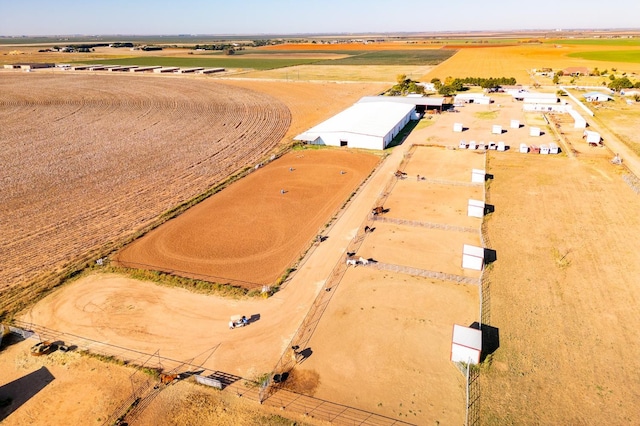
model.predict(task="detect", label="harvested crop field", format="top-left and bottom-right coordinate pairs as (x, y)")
top-left (0, 72), bottom-right (385, 312)
top-left (115, 149), bottom-right (380, 287)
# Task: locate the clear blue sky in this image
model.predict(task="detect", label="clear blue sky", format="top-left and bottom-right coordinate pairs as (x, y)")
top-left (1, 0), bottom-right (639, 36)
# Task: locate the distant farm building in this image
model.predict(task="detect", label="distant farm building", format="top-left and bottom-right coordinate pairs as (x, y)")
top-left (294, 101), bottom-right (416, 150)
top-left (512, 92), bottom-right (558, 104)
top-left (4, 63), bottom-right (55, 70)
top-left (454, 93), bottom-right (492, 105)
top-left (583, 92), bottom-right (613, 102)
top-left (563, 66), bottom-right (590, 76)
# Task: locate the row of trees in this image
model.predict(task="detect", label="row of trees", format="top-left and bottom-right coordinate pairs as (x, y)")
top-left (431, 76), bottom-right (517, 95)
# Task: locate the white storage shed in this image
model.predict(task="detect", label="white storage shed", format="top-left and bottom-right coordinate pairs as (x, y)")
top-left (492, 125), bottom-right (502, 135)
top-left (294, 102), bottom-right (415, 150)
top-left (519, 143), bottom-right (529, 153)
top-left (549, 143), bottom-right (559, 154)
top-left (471, 169), bottom-right (485, 183)
top-left (540, 144), bottom-right (550, 154)
top-left (462, 244), bottom-right (485, 271)
top-left (510, 119), bottom-right (520, 129)
top-left (530, 127), bottom-right (541, 137)
top-left (453, 122), bottom-right (464, 133)
top-left (467, 199), bottom-right (485, 218)
top-left (451, 324), bottom-right (483, 365)
top-left (584, 130), bottom-right (601, 144)
top-left (497, 141), bottom-right (506, 152)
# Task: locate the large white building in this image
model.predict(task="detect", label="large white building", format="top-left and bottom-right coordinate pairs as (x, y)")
top-left (294, 101), bottom-right (416, 150)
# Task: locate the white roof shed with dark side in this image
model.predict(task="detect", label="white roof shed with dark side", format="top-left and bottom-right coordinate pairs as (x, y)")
top-left (294, 101), bottom-right (416, 150)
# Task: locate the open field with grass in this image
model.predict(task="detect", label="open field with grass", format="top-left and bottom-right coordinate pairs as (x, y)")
top-left (79, 55), bottom-right (322, 70)
top-left (314, 49), bottom-right (456, 65)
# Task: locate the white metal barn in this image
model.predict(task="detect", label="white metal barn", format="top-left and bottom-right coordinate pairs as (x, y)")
top-left (294, 102), bottom-right (415, 150)
top-left (467, 199), bottom-right (485, 218)
top-left (462, 244), bottom-right (484, 271)
top-left (451, 324), bottom-right (482, 364)
top-left (567, 108), bottom-right (587, 129)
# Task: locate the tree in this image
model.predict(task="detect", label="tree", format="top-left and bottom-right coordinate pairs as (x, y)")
top-left (553, 74), bottom-right (560, 84)
top-left (438, 85), bottom-right (455, 96)
top-left (608, 77), bottom-right (634, 91)
top-left (397, 74), bottom-right (408, 85)
top-left (609, 74), bottom-right (616, 81)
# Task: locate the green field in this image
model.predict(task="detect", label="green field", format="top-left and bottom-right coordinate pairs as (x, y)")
top-left (547, 38), bottom-right (640, 46)
top-left (316, 50), bottom-right (456, 65)
top-left (567, 50), bottom-right (640, 63)
top-left (76, 56), bottom-right (321, 70)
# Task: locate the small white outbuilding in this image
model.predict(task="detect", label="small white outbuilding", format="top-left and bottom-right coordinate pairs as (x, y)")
top-left (549, 142), bottom-right (559, 154)
top-left (462, 244), bottom-right (484, 270)
top-left (519, 143), bottom-right (529, 153)
top-left (510, 119), bottom-right (520, 129)
top-left (467, 199), bottom-right (485, 218)
top-left (451, 324), bottom-right (483, 365)
top-left (453, 122), bottom-right (464, 132)
top-left (471, 168), bottom-right (485, 183)
top-left (584, 130), bottom-right (601, 144)
top-left (492, 125), bottom-right (502, 135)
top-left (530, 127), bottom-right (541, 137)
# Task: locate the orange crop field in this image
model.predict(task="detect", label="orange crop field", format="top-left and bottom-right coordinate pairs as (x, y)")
top-left (421, 43), bottom-right (640, 83)
top-left (259, 42), bottom-right (444, 51)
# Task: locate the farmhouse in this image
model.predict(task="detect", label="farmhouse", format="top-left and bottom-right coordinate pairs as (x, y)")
top-left (583, 92), bottom-right (613, 102)
top-left (563, 66), bottom-right (590, 76)
top-left (294, 101), bottom-right (416, 150)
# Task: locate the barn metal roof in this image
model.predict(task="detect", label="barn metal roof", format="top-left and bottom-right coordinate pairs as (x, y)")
top-left (357, 95), bottom-right (445, 107)
top-left (295, 101), bottom-right (415, 140)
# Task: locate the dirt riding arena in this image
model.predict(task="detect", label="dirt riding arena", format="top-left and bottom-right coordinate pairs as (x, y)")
top-left (115, 149), bottom-right (380, 286)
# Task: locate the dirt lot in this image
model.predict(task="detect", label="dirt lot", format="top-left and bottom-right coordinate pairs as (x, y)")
top-left (480, 152), bottom-right (640, 424)
top-left (115, 149), bottom-right (380, 287)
